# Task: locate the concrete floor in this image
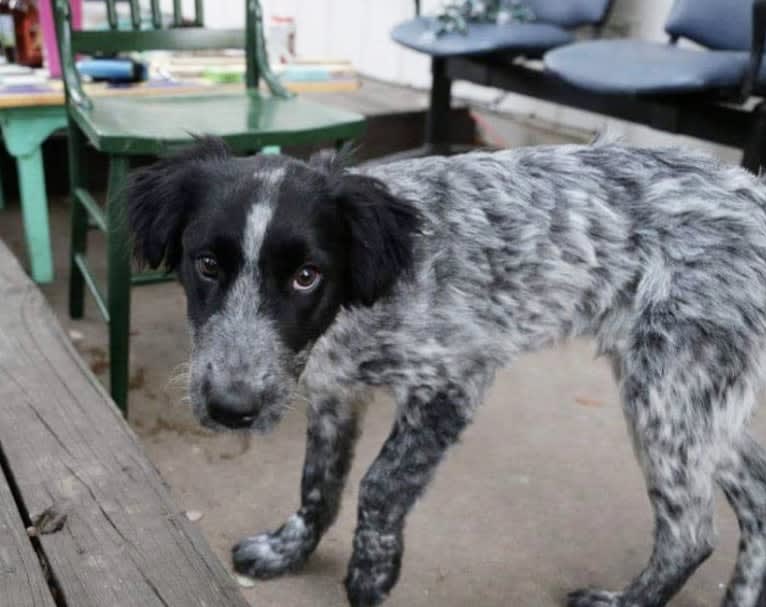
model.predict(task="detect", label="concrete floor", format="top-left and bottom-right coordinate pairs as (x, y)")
top-left (3, 134), bottom-right (766, 606)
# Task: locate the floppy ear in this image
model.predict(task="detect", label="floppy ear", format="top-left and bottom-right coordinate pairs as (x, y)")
top-left (127, 136), bottom-right (230, 270)
top-left (331, 171), bottom-right (421, 306)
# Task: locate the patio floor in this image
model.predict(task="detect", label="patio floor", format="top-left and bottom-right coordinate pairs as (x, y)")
top-left (1, 79), bottom-right (763, 606)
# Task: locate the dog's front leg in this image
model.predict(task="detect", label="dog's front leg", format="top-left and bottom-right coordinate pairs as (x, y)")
top-left (345, 384), bottom-right (475, 607)
top-left (233, 393), bottom-right (365, 578)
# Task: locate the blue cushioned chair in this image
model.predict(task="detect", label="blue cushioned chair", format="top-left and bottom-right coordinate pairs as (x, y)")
top-left (435, 0), bottom-right (766, 173)
top-left (546, 0), bottom-right (762, 95)
top-left (541, 0), bottom-right (766, 170)
top-left (390, 0), bottom-right (615, 154)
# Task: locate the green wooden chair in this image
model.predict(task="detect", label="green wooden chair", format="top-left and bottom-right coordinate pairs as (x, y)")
top-left (54, 0), bottom-right (366, 413)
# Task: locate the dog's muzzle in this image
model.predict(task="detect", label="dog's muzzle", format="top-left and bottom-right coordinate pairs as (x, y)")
top-left (203, 380), bottom-right (263, 429)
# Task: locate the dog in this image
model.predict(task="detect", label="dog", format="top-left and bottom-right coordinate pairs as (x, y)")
top-left (127, 137), bottom-right (766, 607)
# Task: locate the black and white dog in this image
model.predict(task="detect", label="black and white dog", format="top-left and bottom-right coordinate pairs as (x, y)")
top-left (128, 137), bottom-right (766, 607)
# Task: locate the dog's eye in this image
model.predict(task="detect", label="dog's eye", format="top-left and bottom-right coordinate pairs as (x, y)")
top-left (196, 255), bottom-right (220, 280)
top-left (292, 265), bottom-right (321, 292)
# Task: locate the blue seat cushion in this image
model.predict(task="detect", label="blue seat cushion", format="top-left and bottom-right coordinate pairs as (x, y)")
top-left (524, 0), bottom-right (614, 29)
top-left (665, 0), bottom-right (751, 51)
top-left (545, 40), bottom-right (752, 94)
top-left (391, 17), bottom-right (573, 58)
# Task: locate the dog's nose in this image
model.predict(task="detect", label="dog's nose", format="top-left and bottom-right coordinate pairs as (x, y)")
top-left (206, 385), bottom-right (260, 429)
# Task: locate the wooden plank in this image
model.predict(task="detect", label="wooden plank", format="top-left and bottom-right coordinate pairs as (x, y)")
top-left (0, 244), bottom-right (30, 291)
top-left (0, 469), bottom-right (56, 607)
top-left (304, 77), bottom-right (434, 116)
top-left (0, 241), bottom-right (249, 607)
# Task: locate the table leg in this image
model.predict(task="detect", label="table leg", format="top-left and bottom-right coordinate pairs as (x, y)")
top-left (17, 148), bottom-right (52, 283)
top-left (0, 106), bottom-right (67, 284)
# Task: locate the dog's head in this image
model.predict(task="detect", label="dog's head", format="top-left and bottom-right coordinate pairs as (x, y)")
top-left (127, 138), bottom-right (419, 431)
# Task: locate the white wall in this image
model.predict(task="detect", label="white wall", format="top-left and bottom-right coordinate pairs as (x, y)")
top-left (204, 0), bottom-right (428, 84)
top-left (202, 0), bottom-right (740, 159)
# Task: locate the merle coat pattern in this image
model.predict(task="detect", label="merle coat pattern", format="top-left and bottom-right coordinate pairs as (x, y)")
top-left (127, 137), bottom-right (766, 607)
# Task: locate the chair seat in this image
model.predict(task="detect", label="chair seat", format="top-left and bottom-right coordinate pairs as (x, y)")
top-left (391, 16), bottom-right (573, 58)
top-left (71, 90), bottom-right (366, 155)
top-left (545, 40), bottom-right (754, 95)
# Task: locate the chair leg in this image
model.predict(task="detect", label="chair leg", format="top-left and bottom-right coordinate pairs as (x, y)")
top-left (742, 100), bottom-right (766, 174)
top-left (106, 155), bottom-right (131, 414)
top-left (425, 56), bottom-right (453, 151)
top-left (68, 121), bottom-right (89, 318)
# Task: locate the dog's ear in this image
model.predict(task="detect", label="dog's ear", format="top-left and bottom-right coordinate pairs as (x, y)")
top-left (307, 148), bottom-right (341, 175)
top-left (127, 136), bottom-right (230, 270)
top-left (331, 170), bottom-right (421, 306)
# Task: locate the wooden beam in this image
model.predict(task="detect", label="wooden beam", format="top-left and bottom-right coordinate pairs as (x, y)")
top-left (0, 244), bottom-right (28, 290)
top-left (0, 241), bottom-right (250, 607)
top-left (0, 465), bottom-right (57, 607)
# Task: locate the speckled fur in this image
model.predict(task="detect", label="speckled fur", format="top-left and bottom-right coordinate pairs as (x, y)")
top-left (183, 142), bottom-right (766, 606)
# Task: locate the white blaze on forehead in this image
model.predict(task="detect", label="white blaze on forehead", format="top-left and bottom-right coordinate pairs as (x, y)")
top-left (243, 167), bottom-right (285, 265)
top-left (244, 203), bottom-right (274, 265)
top-left (254, 166), bottom-right (287, 190)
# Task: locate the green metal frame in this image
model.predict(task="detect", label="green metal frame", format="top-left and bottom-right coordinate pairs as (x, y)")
top-left (106, 156), bottom-right (131, 406)
top-left (55, 0), bottom-right (285, 412)
top-left (55, 0), bottom-right (290, 110)
top-left (73, 28), bottom-right (246, 53)
top-left (54, 0), bottom-right (363, 413)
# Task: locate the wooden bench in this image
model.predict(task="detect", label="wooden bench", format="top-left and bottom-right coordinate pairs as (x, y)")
top-left (0, 239), bottom-right (249, 607)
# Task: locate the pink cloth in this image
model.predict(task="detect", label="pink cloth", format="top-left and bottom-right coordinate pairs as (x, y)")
top-left (39, 0), bottom-right (82, 78)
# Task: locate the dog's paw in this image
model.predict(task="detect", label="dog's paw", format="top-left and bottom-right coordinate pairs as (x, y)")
top-left (232, 514), bottom-right (316, 579)
top-left (567, 588), bottom-right (623, 607)
top-left (345, 528), bottom-right (402, 607)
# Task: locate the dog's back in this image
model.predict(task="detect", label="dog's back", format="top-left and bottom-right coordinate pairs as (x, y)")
top-left (344, 144), bottom-right (766, 606)
top-left (361, 144), bottom-right (766, 369)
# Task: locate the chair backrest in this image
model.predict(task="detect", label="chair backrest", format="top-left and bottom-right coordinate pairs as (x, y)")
top-left (522, 0), bottom-right (614, 29)
top-left (53, 0), bottom-right (288, 108)
top-left (665, 0), bottom-right (752, 50)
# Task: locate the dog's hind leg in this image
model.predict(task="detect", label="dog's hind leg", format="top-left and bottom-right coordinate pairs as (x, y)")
top-left (717, 435), bottom-right (766, 607)
top-left (569, 430), bottom-right (717, 607)
top-left (570, 325), bottom-right (724, 607)
top-left (233, 392), bottom-right (366, 579)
